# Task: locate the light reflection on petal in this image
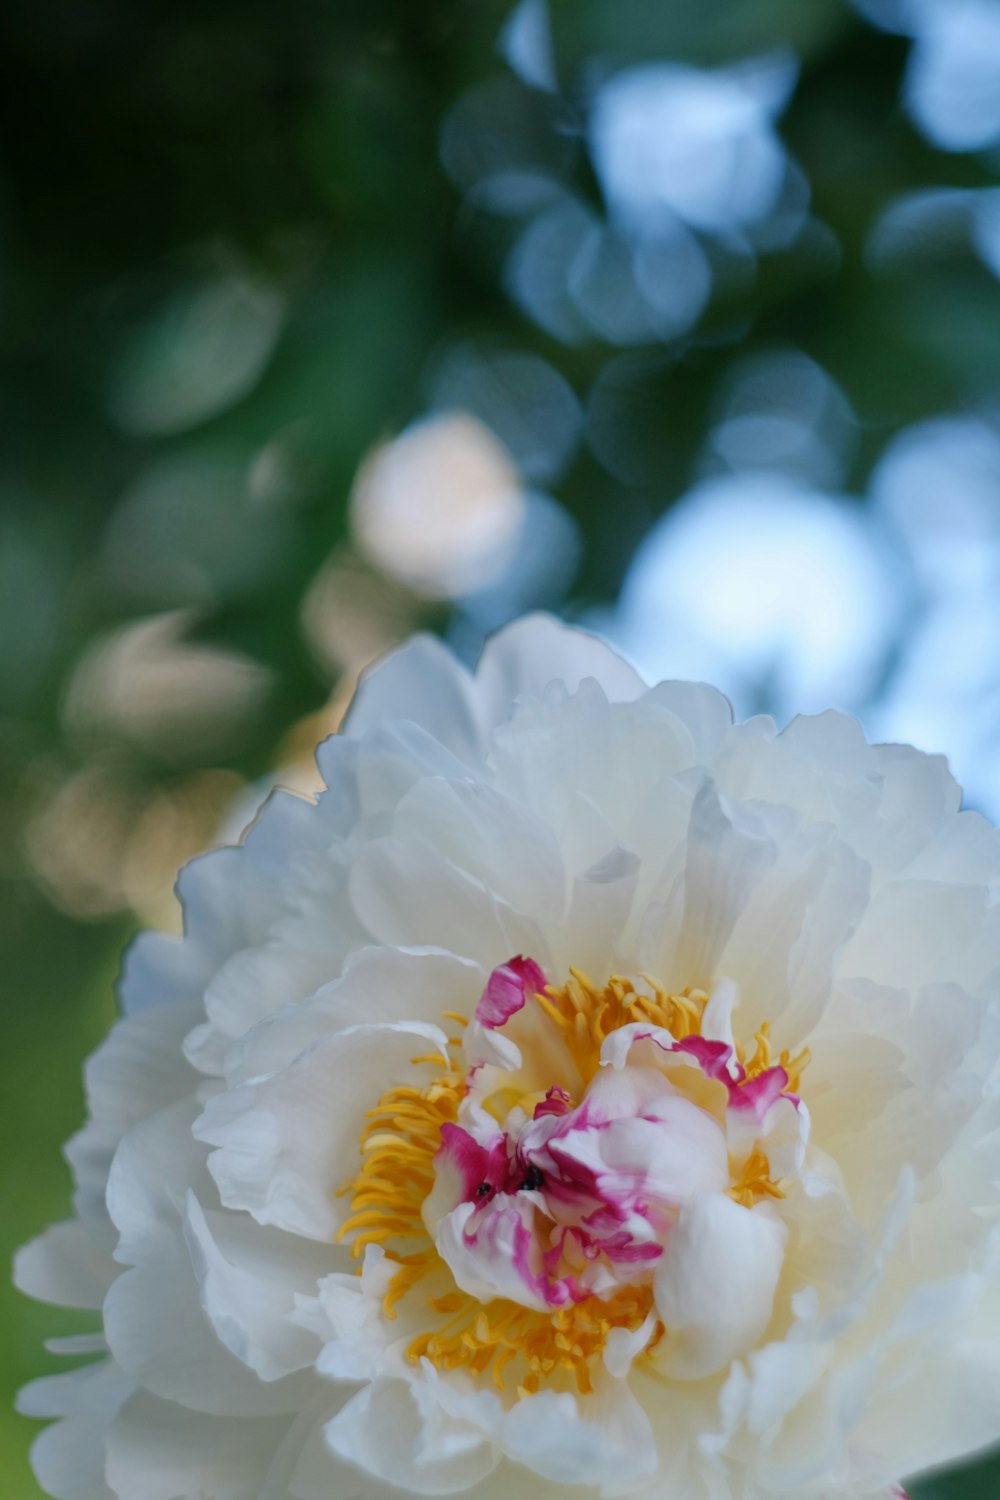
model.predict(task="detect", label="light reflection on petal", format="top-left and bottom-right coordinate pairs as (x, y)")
top-left (856, 0), bottom-right (1000, 152)
top-left (972, 189), bottom-right (1000, 278)
top-left (24, 762), bottom-right (245, 927)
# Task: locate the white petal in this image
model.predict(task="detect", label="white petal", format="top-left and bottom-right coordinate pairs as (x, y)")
top-left (643, 778), bottom-right (783, 988)
top-left (341, 633), bottom-right (482, 759)
top-left (22, 1360), bottom-right (131, 1500)
top-left (29, 1419), bottom-right (116, 1500)
top-left (190, 942), bottom-right (335, 1079)
top-left (311, 1246), bottom-right (398, 1382)
top-left (105, 1098), bottom-right (212, 1265)
top-left (256, 1397), bottom-right (384, 1500)
top-left (183, 1191), bottom-right (327, 1382)
top-left (425, 1365), bottom-right (658, 1489)
top-left (228, 945), bottom-right (484, 1087)
top-left (104, 1389), bottom-right (290, 1500)
top-left (476, 613), bottom-right (647, 719)
top-left (561, 845), bottom-right (640, 977)
top-left (653, 1193), bottom-right (788, 1379)
top-left (18, 1357), bottom-right (129, 1421)
top-left (104, 1234), bottom-right (306, 1418)
top-left (324, 1377), bottom-right (500, 1495)
top-left (196, 1021), bottom-right (450, 1240)
top-left (350, 834), bottom-right (547, 969)
top-left (641, 679), bottom-right (734, 762)
top-left (390, 773), bottom-right (565, 931)
top-left (66, 998), bottom-right (201, 1221)
top-left (840, 877), bottom-right (994, 993)
top-left (14, 1221), bottom-right (116, 1310)
top-left (104, 1100), bottom-right (305, 1417)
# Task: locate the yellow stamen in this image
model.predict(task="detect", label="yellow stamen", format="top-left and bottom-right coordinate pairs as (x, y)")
top-left (406, 1283), bottom-right (661, 1396)
top-left (336, 979), bottom-right (807, 1397)
top-left (537, 970), bottom-right (711, 1084)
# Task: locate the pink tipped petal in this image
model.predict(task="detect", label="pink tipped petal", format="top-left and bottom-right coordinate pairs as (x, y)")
top-left (474, 956), bottom-right (546, 1031)
top-left (435, 1198), bottom-right (584, 1311)
top-left (673, 1035), bottom-right (738, 1082)
top-left (729, 1066), bottom-right (789, 1123)
top-left (533, 1086), bottom-right (573, 1119)
top-left (434, 1123), bottom-right (512, 1204)
top-left (599, 1022), bottom-right (679, 1070)
top-left (596, 1231), bottom-right (663, 1266)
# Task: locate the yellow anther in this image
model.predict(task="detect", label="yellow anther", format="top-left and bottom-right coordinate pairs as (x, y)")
top-left (337, 967), bottom-right (806, 1401)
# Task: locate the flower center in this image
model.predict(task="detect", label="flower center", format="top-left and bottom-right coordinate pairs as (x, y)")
top-left (338, 961), bottom-right (808, 1396)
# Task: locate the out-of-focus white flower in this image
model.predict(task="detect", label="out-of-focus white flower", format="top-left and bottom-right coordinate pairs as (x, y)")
top-left (499, 0), bottom-right (556, 94)
top-left (905, 0), bottom-right (1000, 151)
top-left (350, 412), bottom-right (525, 599)
top-left (855, 0), bottom-right (1000, 152)
top-left (108, 273), bottom-right (285, 437)
top-left (870, 415), bottom-right (1000, 595)
top-left (705, 350), bottom-right (858, 490)
top-left (62, 610), bottom-right (272, 757)
top-left (589, 52), bottom-right (799, 238)
top-left (607, 473), bottom-right (903, 722)
top-left (865, 186), bottom-right (1000, 282)
top-left (869, 416), bottom-right (1000, 819)
top-left (15, 616), bottom-right (1000, 1500)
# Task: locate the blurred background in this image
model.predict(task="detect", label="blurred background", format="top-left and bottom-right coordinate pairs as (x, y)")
top-left (3, 0), bottom-right (1000, 1493)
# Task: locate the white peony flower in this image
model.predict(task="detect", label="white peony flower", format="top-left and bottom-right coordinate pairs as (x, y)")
top-left (15, 614), bottom-right (1000, 1500)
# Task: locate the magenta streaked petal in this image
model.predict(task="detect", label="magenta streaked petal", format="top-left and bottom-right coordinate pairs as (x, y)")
top-left (729, 1065), bottom-right (789, 1122)
top-left (507, 1208), bottom-right (587, 1308)
top-left (533, 1085), bottom-right (573, 1119)
top-left (672, 1035), bottom-right (737, 1081)
top-left (474, 955), bottom-right (547, 1031)
top-left (435, 1122), bottom-right (511, 1203)
top-left (597, 1231), bottom-right (663, 1265)
top-left (441, 1196), bottom-right (588, 1310)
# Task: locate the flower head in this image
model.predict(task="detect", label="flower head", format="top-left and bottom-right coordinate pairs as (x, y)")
top-left (15, 615), bottom-right (1000, 1500)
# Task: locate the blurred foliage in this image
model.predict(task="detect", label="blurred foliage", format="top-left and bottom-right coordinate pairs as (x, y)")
top-left (1, 0), bottom-right (999, 1494)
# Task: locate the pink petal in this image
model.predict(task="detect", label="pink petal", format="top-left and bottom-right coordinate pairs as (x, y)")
top-left (673, 1035), bottom-right (741, 1082)
top-left (435, 1122), bottom-right (511, 1204)
top-left (728, 1066), bottom-right (789, 1123)
top-left (474, 956), bottom-right (547, 1030)
top-left (533, 1086), bottom-right (573, 1119)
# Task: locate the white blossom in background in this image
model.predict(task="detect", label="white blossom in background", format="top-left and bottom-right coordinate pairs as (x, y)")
top-left (15, 616), bottom-right (1000, 1500)
top-left (704, 350), bottom-right (858, 491)
top-left (605, 472), bottom-right (903, 724)
top-left (870, 415), bottom-right (1000, 819)
top-left (477, 36), bottom-right (808, 348)
top-left (348, 410), bottom-right (580, 626)
top-left (866, 186), bottom-right (1000, 284)
top-left (854, 0), bottom-right (1000, 152)
top-left (350, 412), bottom-right (526, 599)
top-left (589, 52), bottom-right (801, 240)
